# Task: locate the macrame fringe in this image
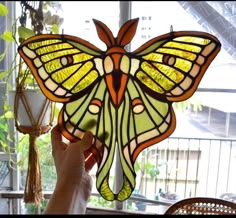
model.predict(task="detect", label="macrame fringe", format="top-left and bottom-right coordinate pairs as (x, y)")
top-left (14, 87), bottom-right (54, 207)
top-left (23, 135), bottom-right (43, 207)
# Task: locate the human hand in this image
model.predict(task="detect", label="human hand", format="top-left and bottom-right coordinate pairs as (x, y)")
top-left (51, 125), bottom-right (96, 182)
top-left (44, 125), bottom-right (97, 214)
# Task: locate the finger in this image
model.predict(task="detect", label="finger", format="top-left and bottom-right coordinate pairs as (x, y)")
top-left (79, 131), bottom-right (94, 152)
top-left (51, 125), bottom-right (68, 151)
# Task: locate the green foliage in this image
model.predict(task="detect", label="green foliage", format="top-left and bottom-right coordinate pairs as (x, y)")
top-left (173, 95), bottom-right (203, 113)
top-left (0, 0), bottom-right (64, 152)
top-left (0, 1), bottom-right (63, 82)
top-left (0, 117), bottom-right (10, 149)
top-left (88, 196), bottom-right (115, 208)
top-left (0, 102), bottom-right (14, 151)
top-left (18, 26), bottom-right (35, 40)
top-left (23, 199), bottom-right (49, 214)
top-left (145, 161), bottom-right (160, 179)
top-left (134, 154), bottom-right (168, 197)
top-left (51, 24), bottom-right (59, 34)
top-left (0, 2), bottom-right (64, 212)
top-left (0, 31), bottom-right (14, 42)
top-left (0, 46), bottom-right (7, 62)
top-left (0, 3), bottom-right (8, 16)
top-left (17, 132), bottom-right (57, 191)
top-left (0, 71), bottom-right (8, 80)
top-left (135, 160), bottom-right (164, 180)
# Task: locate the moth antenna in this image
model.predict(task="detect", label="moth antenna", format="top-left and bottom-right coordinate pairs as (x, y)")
top-left (170, 25), bottom-right (173, 33)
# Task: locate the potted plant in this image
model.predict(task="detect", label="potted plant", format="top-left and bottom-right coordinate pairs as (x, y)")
top-left (0, 1), bottom-right (63, 206)
top-left (0, 1), bottom-right (62, 129)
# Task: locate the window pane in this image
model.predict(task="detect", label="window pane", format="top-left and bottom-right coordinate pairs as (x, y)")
top-left (130, 1), bottom-right (235, 65)
top-left (130, 1), bottom-right (207, 51)
top-left (129, 2), bottom-right (236, 214)
top-left (61, 1), bottom-right (120, 50)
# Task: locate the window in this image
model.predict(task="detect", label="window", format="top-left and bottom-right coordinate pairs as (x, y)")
top-left (61, 1), bottom-right (120, 50)
top-left (2, 1), bottom-right (236, 214)
top-left (57, 1), bottom-right (236, 212)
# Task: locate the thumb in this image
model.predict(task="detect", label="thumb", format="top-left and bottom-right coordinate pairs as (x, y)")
top-left (79, 131), bottom-right (94, 152)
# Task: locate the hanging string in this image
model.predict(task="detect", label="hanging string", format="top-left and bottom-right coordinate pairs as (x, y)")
top-left (14, 71), bottom-right (54, 206)
top-left (15, 1), bottom-right (54, 206)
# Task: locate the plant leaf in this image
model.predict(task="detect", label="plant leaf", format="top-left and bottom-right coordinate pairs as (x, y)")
top-left (0, 3), bottom-right (8, 16)
top-left (0, 48), bottom-right (7, 62)
top-left (18, 26), bottom-right (35, 40)
top-left (3, 111), bottom-right (14, 119)
top-left (52, 24), bottom-right (59, 34)
top-left (150, 168), bottom-right (160, 179)
top-left (0, 71), bottom-right (8, 80)
top-left (1, 31), bottom-right (14, 42)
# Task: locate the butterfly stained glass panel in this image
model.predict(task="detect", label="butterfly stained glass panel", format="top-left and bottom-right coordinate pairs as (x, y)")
top-left (18, 18), bottom-right (221, 201)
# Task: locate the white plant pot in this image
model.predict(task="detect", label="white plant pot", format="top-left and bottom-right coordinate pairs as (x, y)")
top-left (14, 89), bottom-right (52, 127)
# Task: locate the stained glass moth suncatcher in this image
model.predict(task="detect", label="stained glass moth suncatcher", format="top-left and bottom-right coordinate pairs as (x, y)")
top-left (18, 18), bottom-right (221, 201)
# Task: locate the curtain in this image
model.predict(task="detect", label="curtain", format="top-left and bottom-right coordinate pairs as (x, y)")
top-left (178, 1), bottom-right (236, 60)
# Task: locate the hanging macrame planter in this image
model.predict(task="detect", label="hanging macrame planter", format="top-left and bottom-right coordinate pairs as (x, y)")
top-left (12, 1), bottom-right (55, 206)
top-left (14, 57), bottom-right (55, 206)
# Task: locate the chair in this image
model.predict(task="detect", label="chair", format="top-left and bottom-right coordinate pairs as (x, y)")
top-left (164, 197), bottom-right (236, 215)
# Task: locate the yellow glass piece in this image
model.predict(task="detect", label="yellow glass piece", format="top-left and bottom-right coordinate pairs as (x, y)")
top-left (117, 178), bottom-right (132, 201)
top-left (157, 48), bottom-right (196, 61)
top-left (174, 58), bottom-right (192, 72)
top-left (174, 36), bottom-right (211, 45)
top-left (28, 39), bottom-right (61, 49)
top-left (72, 70), bottom-right (98, 93)
top-left (45, 59), bottom-right (63, 73)
top-left (52, 64), bottom-right (81, 83)
top-left (153, 62), bottom-right (184, 83)
top-left (36, 43), bottom-right (73, 55)
top-left (100, 178), bottom-right (115, 201)
top-left (137, 71), bottom-right (164, 93)
top-left (41, 49), bottom-right (79, 62)
top-left (140, 61), bottom-right (183, 92)
top-left (164, 41), bottom-right (201, 53)
top-left (143, 52), bottom-right (163, 62)
top-left (73, 53), bottom-right (94, 63)
top-left (61, 61), bottom-right (93, 89)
